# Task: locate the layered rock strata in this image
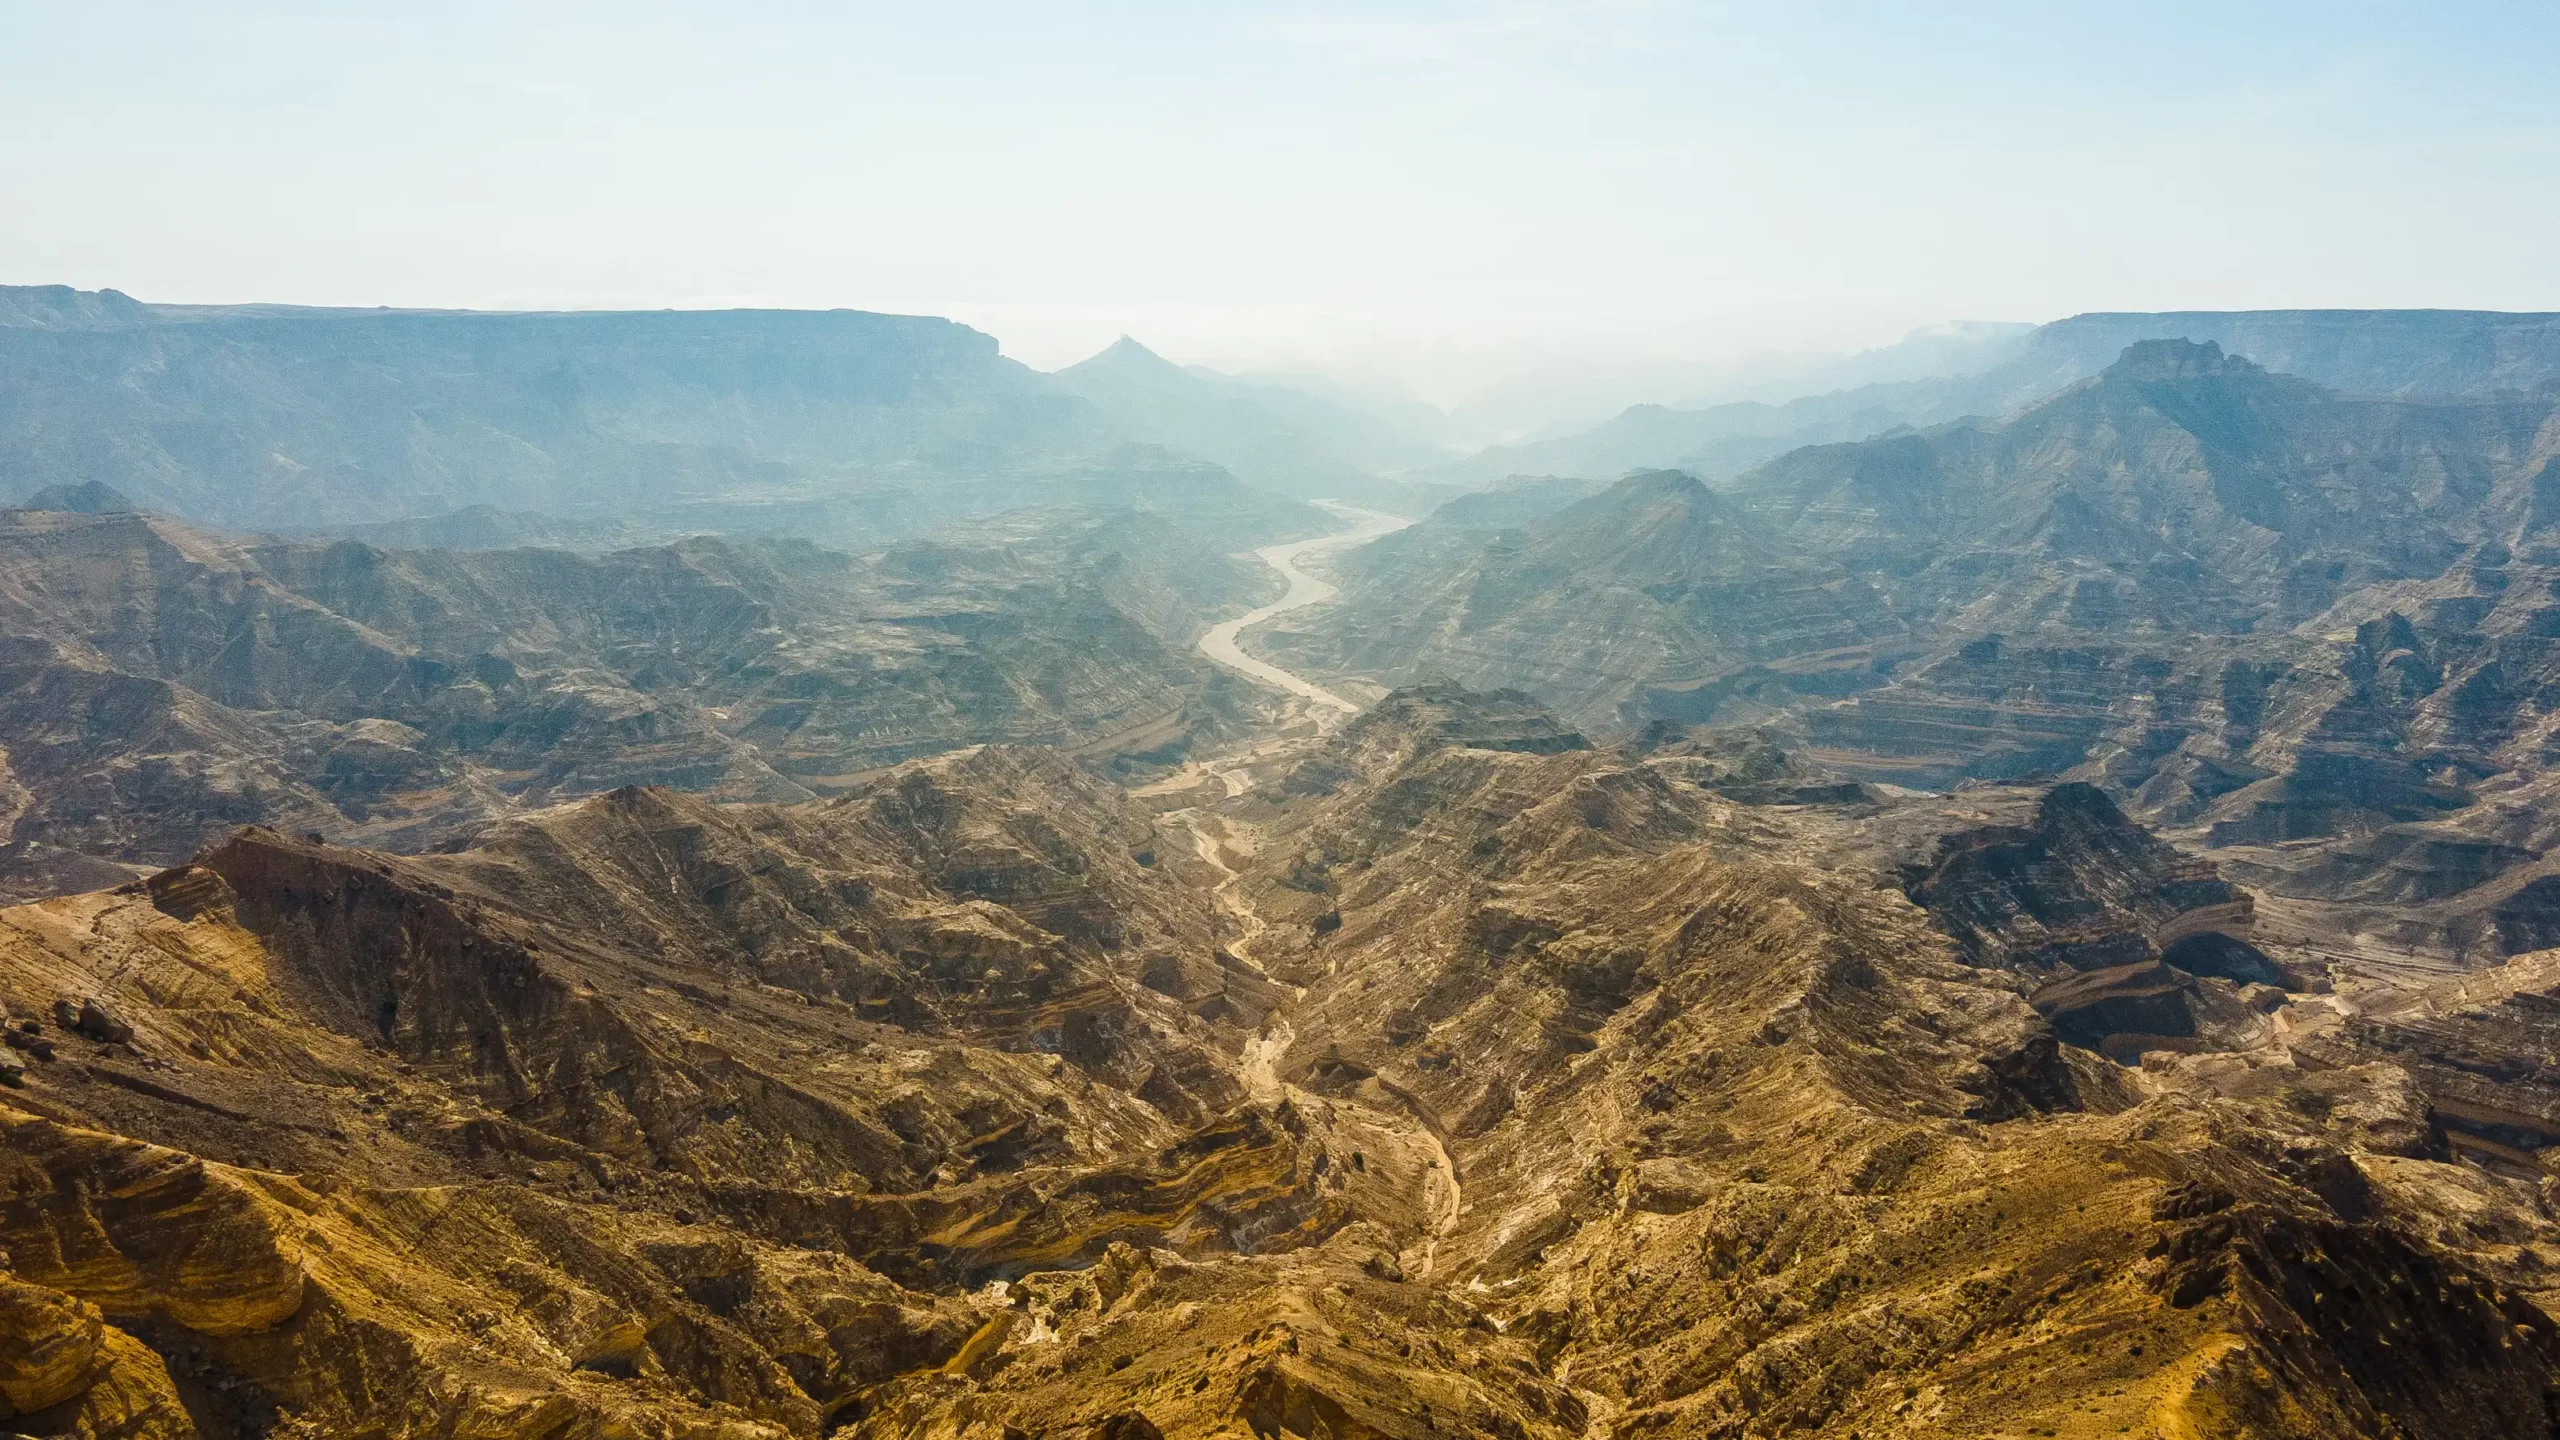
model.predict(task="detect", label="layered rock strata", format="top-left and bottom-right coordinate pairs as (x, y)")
top-left (0, 689), bottom-right (2556, 1438)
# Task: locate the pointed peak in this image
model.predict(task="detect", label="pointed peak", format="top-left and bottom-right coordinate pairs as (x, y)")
top-left (1097, 335), bottom-right (1175, 367)
top-left (1059, 333), bottom-right (1183, 377)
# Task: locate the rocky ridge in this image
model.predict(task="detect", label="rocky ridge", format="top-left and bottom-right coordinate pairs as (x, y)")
top-left (6, 686), bottom-right (2559, 1437)
top-left (0, 502), bottom-right (1283, 897)
top-left (1259, 342), bottom-right (2560, 980)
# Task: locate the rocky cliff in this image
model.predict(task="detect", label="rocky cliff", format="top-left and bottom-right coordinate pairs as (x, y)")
top-left (1254, 469), bottom-right (1911, 723)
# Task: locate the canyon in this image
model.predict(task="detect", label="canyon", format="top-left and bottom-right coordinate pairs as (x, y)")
top-left (9, 680), bottom-right (2560, 1438)
top-left (10, 300), bottom-right (2560, 1439)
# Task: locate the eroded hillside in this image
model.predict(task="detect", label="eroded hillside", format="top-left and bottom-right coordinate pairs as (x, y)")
top-left (1255, 341), bottom-right (2560, 987)
top-left (5, 686), bottom-right (2559, 1439)
top-left (0, 503), bottom-right (1281, 898)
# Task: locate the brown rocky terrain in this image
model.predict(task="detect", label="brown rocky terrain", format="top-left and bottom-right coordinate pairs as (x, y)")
top-left (16, 303), bottom-right (2560, 1440)
top-left (1257, 341), bottom-right (2560, 986)
top-left (0, 502), bottom-right (1286, 899)
top-left (6, 684), bottom-right (2560, 1438)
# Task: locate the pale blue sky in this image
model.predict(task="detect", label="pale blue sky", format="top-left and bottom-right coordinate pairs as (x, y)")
top-left (4, 2), bottom-right (2556, 419)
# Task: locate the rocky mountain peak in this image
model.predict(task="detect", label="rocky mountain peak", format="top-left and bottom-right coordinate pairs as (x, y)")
top-left (2099, 336), bottom-right (2262, 383)
top-left (1531, 466), bottom-right (1776, 578)
top-left (1546, 468), bottom-right (1734, 543)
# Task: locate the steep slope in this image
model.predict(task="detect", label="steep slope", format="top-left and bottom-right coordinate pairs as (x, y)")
top-left (1286, 342), bottom-right (2560, 725)
top-left (1755, 340), bottom-right (2552, 557)
top-left (864, 688), bottom-right (2560, 1438)
top-left (1271, 346), bottom-right (2560, 966)
top-left (0, 504), bottom-right (1279, 894)
top-left (0, 748), bottom-right (1419, 1437)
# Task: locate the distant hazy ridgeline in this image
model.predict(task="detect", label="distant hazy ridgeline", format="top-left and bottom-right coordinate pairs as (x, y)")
top-left (0, 284), bottom-right (1413, 545)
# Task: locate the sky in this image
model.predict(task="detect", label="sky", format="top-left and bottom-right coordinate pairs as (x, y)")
top-left (5, 1), bottom-right (2559, 428)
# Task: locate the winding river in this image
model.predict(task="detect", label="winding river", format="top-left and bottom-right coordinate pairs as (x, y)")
top-left (1195, 500), bottom-right (1412, 715)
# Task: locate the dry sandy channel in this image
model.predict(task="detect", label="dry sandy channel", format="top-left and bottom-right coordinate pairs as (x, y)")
top-left (1195, 500), bottom-right (1413, 715)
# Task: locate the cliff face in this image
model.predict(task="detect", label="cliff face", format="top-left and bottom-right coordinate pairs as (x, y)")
top-left (1798, 543), bottom-right (2560, 964)
top-left (0, 505), bottom-right (1279, 895)
top-left (0, 746), bottom-right (1405, 1437)
top-left (1288, 342), bottom-right (2560, 724)
top-left (1741, 340), bottom-right (2558, 619)
top-left (1190, 691), bottom-right (2560, 1440)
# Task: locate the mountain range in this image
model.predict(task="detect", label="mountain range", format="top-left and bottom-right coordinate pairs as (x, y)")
top-left (1427, 309), bottom-right (2560, 489)
top-left (16, 296), bottom-right (2560, 1440)
top-left (1050, 337), bottom-right (1458, 507)
top-left (8, 682), bottom-right (2560, 1438)
top-left (0, 494), bottom-right (1283, 898)
top-left (1256, 336), bottom-right (2560, 970)
top-left (0, 286), bottom-right (1445, 543)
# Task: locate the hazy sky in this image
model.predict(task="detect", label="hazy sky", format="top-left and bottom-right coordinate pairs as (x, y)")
top-left (6, 2), bottom-right (2558, 422)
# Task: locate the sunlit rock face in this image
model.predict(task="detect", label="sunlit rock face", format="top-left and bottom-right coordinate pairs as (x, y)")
top-left (2, 684), bottom-right (2560, 1436)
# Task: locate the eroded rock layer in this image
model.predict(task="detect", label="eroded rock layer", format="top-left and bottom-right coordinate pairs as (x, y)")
top-left (3, 688), bottom-right (2556, 1439)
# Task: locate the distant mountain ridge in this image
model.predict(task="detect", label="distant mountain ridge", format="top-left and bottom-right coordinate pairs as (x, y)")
top-left (0, 285), bottom-right (1377, 541)
top-left (1427, 308), bottom-right (2560, 489)
top-left (1288, 338), bottom-right (2560, 726)
top-left (0, 286), bottom-right (1112, 529)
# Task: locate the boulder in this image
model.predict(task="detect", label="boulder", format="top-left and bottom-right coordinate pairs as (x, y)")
top-left (76, 998), bottom-right (133, 1044)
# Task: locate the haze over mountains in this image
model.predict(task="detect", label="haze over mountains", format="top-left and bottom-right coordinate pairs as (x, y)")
top-left (1049, 337), bottom-right (1459, 510)
top-left (0, 285), bottom-right (1407, 545)
top-left (1431, 309), bottom-right (2560, 488)
top-left (18, 288), bottom-right (2560, 1440)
